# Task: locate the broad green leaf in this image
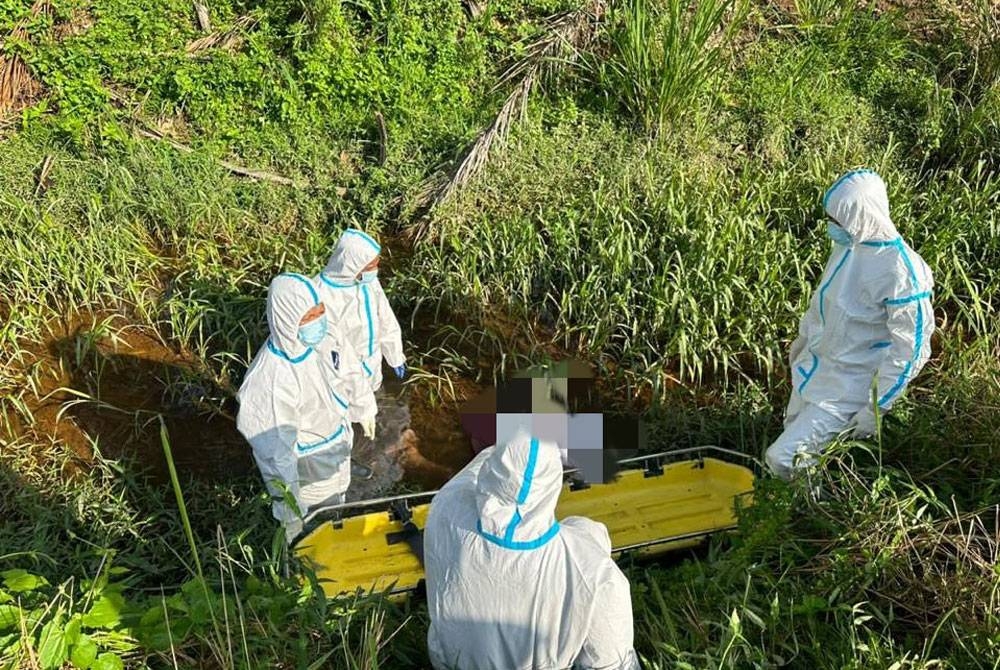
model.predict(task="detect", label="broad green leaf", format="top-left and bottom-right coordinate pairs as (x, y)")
top-left (0, 604), bottom-right (24, 631)
top-left (138, 605), bottom-right (165, 628)
top-left (1, 570), bottom-right (49, 593)
top-left (179, 580), bottom-right (216, 626)
top-left (165, 592), bottom-right (188, 614)
top-left (65, 615), bottom-right (82, 645)
top-left (91, 652), bottom-right (125, 670)
top-left (0, 635), bottom-right (21, 658)
top-left (135, 611), bottom-right (193, 653)
top-left (179, 579), bottom-right (204, 599)
top-left (792, 594), bottom-right (828, 615)
top-left (82, 592), bottom-right (125, 629)
top-left (69, 634), bottom-right (99, 669)
top-left (245, 575), bottom-right (262, 595)
top-left (24, 607), bottom-right (47, 628)
top-left (38, 615), bottom-right (68, 670)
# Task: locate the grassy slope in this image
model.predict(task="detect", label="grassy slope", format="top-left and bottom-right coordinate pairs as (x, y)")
top-left (1, 0), bottom-right (998, 667)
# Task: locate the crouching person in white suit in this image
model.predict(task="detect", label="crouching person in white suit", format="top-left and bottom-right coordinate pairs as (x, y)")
top-left (424, 433), bottom-right (640, 670)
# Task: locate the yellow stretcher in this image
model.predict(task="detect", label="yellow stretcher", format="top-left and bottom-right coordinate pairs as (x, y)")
top-left (295, 448), bottom-right (756, 597)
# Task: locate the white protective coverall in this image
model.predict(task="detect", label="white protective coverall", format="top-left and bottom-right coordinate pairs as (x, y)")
top-left (316, 228), bottom-right (405, 422)
top-left (766, 170), bottom-right (935, 479)
top-left (237, 273), bottom-right (360, 542)
top-left (425, 433), bottom-right (640, 670)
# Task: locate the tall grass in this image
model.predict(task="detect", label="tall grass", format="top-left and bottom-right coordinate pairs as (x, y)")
top-left (792, 0), bottom-right (856, 25)
top-left (595, 0), bottom-right (747, 133)
top-left (944, 0), bottom-right (1000, 171)
top-left (414, 8), bottom-right (1000, 391)
top-left (0, 427), bottom-right (420, 668)
top-left (2, 0), bottom-right (999, 667)
top-left (633, 458), bottom-right (1000, 668)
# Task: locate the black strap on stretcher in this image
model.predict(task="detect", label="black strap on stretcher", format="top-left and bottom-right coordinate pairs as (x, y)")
top-left (386, 500), bottom-right (425, 565)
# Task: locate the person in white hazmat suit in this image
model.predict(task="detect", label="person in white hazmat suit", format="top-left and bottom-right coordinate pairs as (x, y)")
top-left (237, 273), bottom-right (370, 543)
top-left (766, 170), bottom-right (935, 480)
top-left (425, 432), bottom-right (640, 670)
top-left (316, 228), bottom-right (406, 439)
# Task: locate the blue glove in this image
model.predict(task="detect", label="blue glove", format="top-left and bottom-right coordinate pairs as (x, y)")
top-left (393, 364), bottom-right (407, 379)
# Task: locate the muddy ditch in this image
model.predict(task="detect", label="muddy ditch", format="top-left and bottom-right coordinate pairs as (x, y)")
top-left (3, 231), bottom-right (680, 502)
top-left (2, 314), bottom-right (482, 498)
top-left (5, 318), bottom-right (254, 482)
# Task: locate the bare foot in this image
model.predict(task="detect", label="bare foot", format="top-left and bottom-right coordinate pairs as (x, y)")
top-left (399, 428), bottom-right (455, 485)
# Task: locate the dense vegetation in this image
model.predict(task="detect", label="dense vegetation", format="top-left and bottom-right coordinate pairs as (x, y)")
top-left (1, 0), bottom-right (997, 667)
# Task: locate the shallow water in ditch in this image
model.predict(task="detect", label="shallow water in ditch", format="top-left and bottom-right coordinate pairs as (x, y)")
top-left (345, 376), bottom-right (480, 500)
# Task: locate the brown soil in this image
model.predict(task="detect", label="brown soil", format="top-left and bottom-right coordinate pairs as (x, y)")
top-left (3, 233), bottom-right (661, 496)
top-left (400, 376), bottom-right (482, 488)
top-left (5, 311), bottom-right (484, 491)
top-left (7, 314), bottom-right (253, 483)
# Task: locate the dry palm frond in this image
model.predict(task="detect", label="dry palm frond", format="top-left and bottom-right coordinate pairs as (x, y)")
top-left (34, 154), bottom-right (55, 196)
top-left (494, 4), bottom-right (603, 92)
top-left (431, 74), bottom-right (535, 207)
top-left (462, 0), bottom-right (486, 20)
top-left (415, 1), bottom-right (606, 221)
top-left (0, 0), bottom-right (52, 114)
top-left (194, 1), bottom-right (212, 32)
top-left (135, 126), bottom-right (302, 187)
top-left (185, 15), bottom-right (256, 55)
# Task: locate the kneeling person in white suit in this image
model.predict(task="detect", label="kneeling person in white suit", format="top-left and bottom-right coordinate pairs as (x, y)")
top-left (424, 433), bottom-right (640, 670)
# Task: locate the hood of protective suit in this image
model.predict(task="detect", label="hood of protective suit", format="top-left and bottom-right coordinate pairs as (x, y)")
top-left (322, 228), bottom-right (382, 282)
top-left (267, 273), bottom-right (320, 359)
top-left (476, 433), bottom-right (562, 547)
top-left (425, 436), bottom-right (639, 670)
top-left (823, 170), bottom-right (899, 243)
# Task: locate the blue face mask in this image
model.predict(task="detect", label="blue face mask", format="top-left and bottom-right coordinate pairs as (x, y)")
top-left (826, 221), bottom-right (854, 246)
top-left (359, 269), bottom-right (378, 284)
top-left (297, 314), bottom-right (327, 347)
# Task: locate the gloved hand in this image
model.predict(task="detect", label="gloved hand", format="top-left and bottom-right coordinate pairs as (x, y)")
top-left (393, 364), bottom-right (407, 379)
top-left (850, 406), bottom-right (878, 438)
top-left (361, 415), bottom-right (376, 440)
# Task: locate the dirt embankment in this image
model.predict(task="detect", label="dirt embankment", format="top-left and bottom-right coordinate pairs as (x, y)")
top-left (1, 311), bottom-right (483, 491)
top-left (1, 233), bottom-right (638, 494)
top-left (2, 315), bottom-right (253, 482)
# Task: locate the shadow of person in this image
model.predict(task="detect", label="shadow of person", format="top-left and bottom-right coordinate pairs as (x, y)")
top-left (45, 328), bottom-right (254, 485)
top-left (0, 451), bottom-right (62, 566)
